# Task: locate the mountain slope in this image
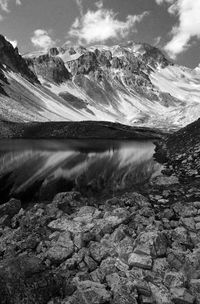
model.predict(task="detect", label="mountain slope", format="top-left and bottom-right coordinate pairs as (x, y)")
top-left (1, 35), bottom-right (200, 128)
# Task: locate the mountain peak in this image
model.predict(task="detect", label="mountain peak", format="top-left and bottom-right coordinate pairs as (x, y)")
top-left (0, 35), bottom-right (39, 84)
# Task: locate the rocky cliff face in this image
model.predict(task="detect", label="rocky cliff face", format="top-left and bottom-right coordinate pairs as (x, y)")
top-left (27, 42), bottom-right (170, 95)
top-left (26, 53), bottom-right (71, 84)
top-left (0, 35), bottom-right (39, 84)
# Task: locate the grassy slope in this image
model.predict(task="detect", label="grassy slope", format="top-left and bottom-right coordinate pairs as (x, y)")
top-left (0, 120), bottom-right (165, 140)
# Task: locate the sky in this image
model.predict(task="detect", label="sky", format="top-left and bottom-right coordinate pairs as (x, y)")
top-left (0, 0), bottom-right (200, 68)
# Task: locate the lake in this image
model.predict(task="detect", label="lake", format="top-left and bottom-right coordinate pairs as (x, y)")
top-left (0, 139), bottom-right (162, 203)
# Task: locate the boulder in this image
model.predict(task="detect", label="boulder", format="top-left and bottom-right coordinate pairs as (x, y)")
top-left (128, 253), bottom-right (152, 270)
top-left (89, 240), bottom-right (116, 263)
top-left (170, 288), bottom-right (194, 304)
top-left (48, 216), bottom-right (95, 234)
top-left (66, 280), bottom-right (111, 304)
top-left (167, 249), bottom-right (186, 271)
top-left (189, 279), bottom-right (200, 302)
top-left (134, 231), bottom-right (168, 257)
top-left (181, 218), bottom-right (196, 232)
top-left (106, 273), bottom-right (138, 304)
top-left (164, 272), bottom-right (186, 288)
top-left (149, 283), bottom-right (172, 304)
top-left (46, 231), bottom-right (74, 263)
top-left (52, 191), bottom-right (82, 214)
top-left (0, 198), bottom-right (21, 217)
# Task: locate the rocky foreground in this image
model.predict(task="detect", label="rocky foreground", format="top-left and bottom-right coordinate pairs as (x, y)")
top-left (0, 119), bottom-right (200, 304)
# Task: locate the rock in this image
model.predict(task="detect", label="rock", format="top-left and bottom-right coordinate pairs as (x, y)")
top-left (184, 248), bottom-right (200, 280)
top-left (84, 255), bottom-right (98, 271)
top-left (52, 191), bottom-right (81, 213)
top-left (0, 198), bottom-right (21, 217)
top-left (193, 202), bottom-right (200, 209)
top-left (90, 268), bottom-right (105, 283)
top-left (111, 225), bottom-right (127, 243)
top-left (115, 258), bottom-right (129, 272)
top-left (0, 34), bottom-right (39, 84)
top-left (163, 209), bottom-right (175, 220)
top-left (164, 272), bottom-right (186, 288)
top-left (151, 175), bottom-right (179, 186)
top-left (172, 227), bottom-right (191, 246)
top-left (89, 240), bottom-right (116, 262)
top-left (48, 47), bottom-right (59, 56)
top-left (140, 295), bottom-right (155, 303)
top-left (167, 250), bottom-right (186, 271)
top-left (48, 216), bottom-right (94, 234)
top-left (152, 258), bottom-right (169, 283)
top-left (29, 54), bottom-right (71, 84)
top-left (128, 253), bottom-right (152, 270)
top-left (180, 206), bottom-right (197, 218)
top-left (196, 223), bottom-right (200, 230)
top-left (149, 283), bottom-right (172, 304)
top-left (100, 257), bottom-right (117, 276)
top-left (46, 231), bottom-right (74, 263)
top-left (0, 255), bottom-right (63, 304)
top-left (67, 280), bottom-right (111, 304)
top-left (0, 214), bottom-right (11, 227)
top-left (170, 288), bottom-right (194, 304)
top-left (116, 236), bottom-right (134, 262)
top-left (133, 280), bottom-right (151, 296)
top-left (106, 273), bottom-right (138, 304)
top-left (189, 279), bottom-right (200, 302)
top-left (127, 192), bottom-right (151, 208)
top-left (181, 218), bottom-right (196, 231)
top-left (134, 231), bottom-right (168, 257)
top-left (194, 216), bottom-right (200, 222)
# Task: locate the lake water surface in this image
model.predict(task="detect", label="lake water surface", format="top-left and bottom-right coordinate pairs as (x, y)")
top-left (0, 139), bottom-right (162, 202)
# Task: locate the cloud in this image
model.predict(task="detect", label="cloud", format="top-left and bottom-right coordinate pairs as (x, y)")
top-left (155, 0), bottom-right (200, 58)
top-left (75, 0), bottom-right (83, 15)
top-left (0, 0), bottom-right (21, 13)
top-left (95, 1), bottom-right (103, 9)
top-left (68, 6), bottom-right (148, 44)
top-left (155, 0), bottom-right (173, 4)
top-left (154, 36), bottom-right (161, 46)
top-left (31, 29), bottom-right (55, 50)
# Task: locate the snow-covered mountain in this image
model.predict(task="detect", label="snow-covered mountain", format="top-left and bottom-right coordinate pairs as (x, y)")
top-left (1, 34), bottom-right (200, 129)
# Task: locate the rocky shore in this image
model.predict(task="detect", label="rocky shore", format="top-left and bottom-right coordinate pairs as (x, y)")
top-left (0, 119), bottom-right (200, 304)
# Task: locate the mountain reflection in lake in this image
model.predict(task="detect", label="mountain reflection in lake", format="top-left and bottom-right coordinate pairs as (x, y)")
top-left (0, 139), bottom-right (162, 202)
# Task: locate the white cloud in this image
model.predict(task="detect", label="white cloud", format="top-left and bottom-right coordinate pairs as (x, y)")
top-left (155, 0), bottom-right (200, 58)
top-left (31, 29), bottom-right (55, 50)
top-left (68, 6), bottom-right (148, 44)
top-left (0, 0), bottom-right (10, 12)
top-left (75, 0), bottom-right (83, 15)
top-left (155, 0), bottom-right (173, 4)
top-left (0, 0), bottom-right (21, 13)
top-left (95, 1), bottom-right (103, 9)
top-left (154, 36), bottom-right (161, 46)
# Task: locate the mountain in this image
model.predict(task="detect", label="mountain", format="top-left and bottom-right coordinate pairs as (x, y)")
top-left (0, 34), bottom-right (200, 129)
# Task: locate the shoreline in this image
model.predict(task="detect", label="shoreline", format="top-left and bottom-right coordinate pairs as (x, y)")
top-left (0, 120), bottom-right (167, 140)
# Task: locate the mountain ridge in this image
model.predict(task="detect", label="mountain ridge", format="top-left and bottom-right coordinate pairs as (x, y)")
top-left (0, 35), bottom-right (200, 129)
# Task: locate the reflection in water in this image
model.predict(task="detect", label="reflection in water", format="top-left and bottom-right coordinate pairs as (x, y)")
top-left (0, 139), bottom-right (162, 202)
